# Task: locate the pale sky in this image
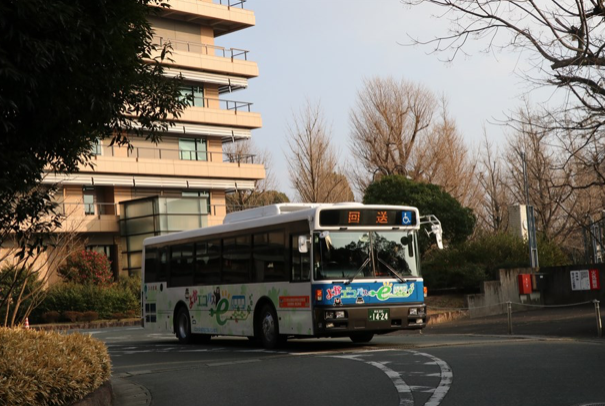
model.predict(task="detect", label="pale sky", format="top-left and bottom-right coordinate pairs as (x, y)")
top-left (224, 0), bottom-right (540, 200)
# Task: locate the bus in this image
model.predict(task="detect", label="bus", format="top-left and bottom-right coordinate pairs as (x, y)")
top-left (141, 203), bottom-right (443, 349)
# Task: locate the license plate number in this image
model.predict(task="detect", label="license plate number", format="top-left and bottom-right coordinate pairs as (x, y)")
top-left (368, 309), bottom-right (390, 321)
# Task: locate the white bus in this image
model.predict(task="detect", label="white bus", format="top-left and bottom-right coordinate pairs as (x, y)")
top-left (142, 203), bottom-right (443, 348)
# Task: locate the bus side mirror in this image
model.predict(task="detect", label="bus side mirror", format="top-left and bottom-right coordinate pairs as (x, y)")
top-left (298, 235), bottom-right (310, 253)
top-left (432, 224), bottom-right (443, 249)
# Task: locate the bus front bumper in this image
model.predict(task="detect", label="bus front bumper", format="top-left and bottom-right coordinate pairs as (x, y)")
top-left (314, 303), bottom-right (427, 336)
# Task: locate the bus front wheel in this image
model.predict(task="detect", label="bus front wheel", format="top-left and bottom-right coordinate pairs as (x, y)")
top-left (258, 304), bottom-right (280, 349)
top-left (176, 307), bottom-right (193, 344)
top-left (349, 332), bottom-right (374, 343)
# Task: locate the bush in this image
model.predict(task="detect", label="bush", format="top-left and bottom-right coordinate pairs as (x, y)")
top-left (422, 232), bottom-right (569, 291)
top-left (80, 311), bottom-right (98, 323)
top-left (41, 311), bottom-right (60, 324)
top-left (0, 328), bottom-right (111, 406)
top-left (37, 283), bottom-right (138, 320)
top-left (58, 250), bottom-right (113, 286)
top-left (118, 273), bottom-right (141, 303)
top-left (62, 311), bottom-right (82, 323)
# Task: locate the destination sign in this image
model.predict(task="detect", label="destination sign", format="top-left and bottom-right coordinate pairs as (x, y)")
top-left (318, 209), bottom-right (417, 227)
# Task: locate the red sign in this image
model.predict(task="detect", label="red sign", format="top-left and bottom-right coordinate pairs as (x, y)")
top-left (590, 269), bottom-right (601, 290)
top-left (279, 296), bottom-right (310, 309)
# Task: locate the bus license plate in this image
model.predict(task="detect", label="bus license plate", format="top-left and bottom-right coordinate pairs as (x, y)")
top-left (368, 309), bottom-right (390, 321)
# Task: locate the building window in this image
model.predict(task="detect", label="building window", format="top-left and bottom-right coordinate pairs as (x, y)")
top-left (179, 138), bottom-right (207, 161)
top-left (182, 190), bottom-right (210, 214)
top-left (179, 85), bottom-right (204, 107)
top-left (83, 187), bottom-right (95, 215)
top-left (91, 138), bottom-right (102, 156)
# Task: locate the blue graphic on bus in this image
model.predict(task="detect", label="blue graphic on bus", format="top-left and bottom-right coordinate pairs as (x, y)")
top-left (314, 281), bottom-right (423, 305)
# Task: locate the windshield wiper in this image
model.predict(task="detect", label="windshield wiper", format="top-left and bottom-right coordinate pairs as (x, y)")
top-left (377, 258), bottom-right (410, 283)
top-left (345, 257), bottom-right (370, 284)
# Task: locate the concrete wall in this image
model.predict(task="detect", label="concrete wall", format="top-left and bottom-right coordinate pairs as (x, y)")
top-left (539, 265), bottom-right (605, 305)
top-left (467, 268), bottom-right (541, 318)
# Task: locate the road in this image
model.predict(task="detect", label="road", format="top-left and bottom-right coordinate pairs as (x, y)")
top-left (90, 327), bottom-right (605, 406)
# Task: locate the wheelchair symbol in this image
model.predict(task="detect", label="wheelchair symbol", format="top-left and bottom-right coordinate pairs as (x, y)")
top-left (402, 212), bottom-right (411, 225)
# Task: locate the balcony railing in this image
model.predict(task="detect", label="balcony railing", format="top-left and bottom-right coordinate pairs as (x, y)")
top-left (214, 0), bottom-right (246, 8)
top-left (54, 201), bottom-right (231, 218)
top-left (97, 146), bottom-right (256, 165)
top-left (154, 36), bottom-right (249, 61)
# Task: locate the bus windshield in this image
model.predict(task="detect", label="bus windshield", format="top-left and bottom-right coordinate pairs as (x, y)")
top-left (312, 230), bottom-right (418, 281)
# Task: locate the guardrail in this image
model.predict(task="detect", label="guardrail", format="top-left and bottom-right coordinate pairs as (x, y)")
top-left (153, 36), bottom-right (249, 61)
top-left (214, 0), bottom-right (246, 8)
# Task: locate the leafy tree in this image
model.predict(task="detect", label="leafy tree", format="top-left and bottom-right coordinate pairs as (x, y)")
top-left (0, 0), bottom-right (188, 258)
top-left (363, 175), bottom-right (476, 250)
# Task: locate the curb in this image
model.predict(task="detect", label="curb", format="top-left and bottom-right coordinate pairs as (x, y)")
top-left (111, 377), bottom-right (152, 406)
top-left (32, 319), bottom-right (142, 331)
top-left (71, 380), bottom-right (113, 406)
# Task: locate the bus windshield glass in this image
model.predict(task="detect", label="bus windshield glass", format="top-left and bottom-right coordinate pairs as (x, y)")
top-left (312, 230), bottom-right (418, 281)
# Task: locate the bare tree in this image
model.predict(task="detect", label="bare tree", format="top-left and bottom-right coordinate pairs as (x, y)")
top-left (410, 96), bottom-right (480, 209)
top-left (504, 103), bottom-right (576, 244)
top-left (476, 131), bottom-right (510, 233)
top-left (403, 0), bottom-right (605, 189)
top-left (224, 140), bottom-right (288, 211)
top-left (0, 202), bottom-right (84, 327)
top-left (349, 76), bottom-right (435, 191)
top-left (287, 101), bottom-right (352, 203)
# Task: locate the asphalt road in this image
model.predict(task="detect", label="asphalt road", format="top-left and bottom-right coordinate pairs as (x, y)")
top-left (90, 324), bottom-right (605, 406)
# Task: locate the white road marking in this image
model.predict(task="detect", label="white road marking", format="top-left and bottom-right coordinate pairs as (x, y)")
top-left (409, 351), bottom-right (452, 406)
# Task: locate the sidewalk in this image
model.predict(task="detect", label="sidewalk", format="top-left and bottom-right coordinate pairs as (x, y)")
top-left (424, 303), bottom-right (603, 339)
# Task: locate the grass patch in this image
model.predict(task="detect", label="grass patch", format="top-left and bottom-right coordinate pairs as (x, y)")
top-left (0, 328), bottom-right (111, 406)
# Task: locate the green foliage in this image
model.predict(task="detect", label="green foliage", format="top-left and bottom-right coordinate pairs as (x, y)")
top-left (363, 175), bottom-right (476, 250)
top-left (58, 250), bottom-right (114, 286)
top-left (0, 265), bottom-right (43, 326)
top-left (0, 0), bottom-right (188, 257)
top-left (36, 283), bottom-right (138, 320)
top-left (0, 328), bottom-right (110, 406)
top-left (422, 232), bottom-right (569, 290)
top-left (118, 273), bottom-right (142, 302)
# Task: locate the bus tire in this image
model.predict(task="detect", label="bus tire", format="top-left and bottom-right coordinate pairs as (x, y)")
top-left (349, 332), bottom-right (374, 343)
top-left (258, 304), bottom-right (281, 349)
top-left (176, 307), bottom-right (193, 344)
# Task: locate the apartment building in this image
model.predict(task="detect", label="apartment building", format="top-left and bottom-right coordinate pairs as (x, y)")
top-left (43, 0), bottom-right (264, 278)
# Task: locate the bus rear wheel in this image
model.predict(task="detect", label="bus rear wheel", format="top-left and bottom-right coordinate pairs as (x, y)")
top-left (258, 304), bottom-right (281, 349)
top-left (349, 332), bottom-right (374, 343)
top-left (176, 307), bottom-right (193, 344)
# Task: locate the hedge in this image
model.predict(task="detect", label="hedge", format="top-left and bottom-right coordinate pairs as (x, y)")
top-left (0, 328), bottom-right (111, 406)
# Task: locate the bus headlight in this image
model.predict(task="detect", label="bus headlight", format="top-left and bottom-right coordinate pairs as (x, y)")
top-left (409, 308), bottom-right (418, 315)
top-left (335, 310), bottom-right (346, 319)
top-left (325, 311), bottom-right (335, 319)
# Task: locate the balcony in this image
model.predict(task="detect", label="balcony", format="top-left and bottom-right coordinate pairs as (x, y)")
top-left (176, 97), bottom-right (262, 128)
top-left (152, 36), bottom-right (259, 78)
top-left (155, 0), bottom-right (255, 37)
top-left (84, 147), bottom-right (265, 181)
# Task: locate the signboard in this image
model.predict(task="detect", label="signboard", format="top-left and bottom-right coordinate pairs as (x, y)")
top-left (570, 270), bottom-right (601, 291)
top-left (318, 209), bottom-right (418, 227)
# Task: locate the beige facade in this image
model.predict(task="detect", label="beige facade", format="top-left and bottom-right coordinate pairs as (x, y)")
top-left (43, 0), bottom-right (264, 277)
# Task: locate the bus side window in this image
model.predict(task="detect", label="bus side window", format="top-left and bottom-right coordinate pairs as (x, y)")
top-left (291, 234), bottom-right (310, 282)
top-left (158, 247), bottom-right (169, 282)
top-left (144, 247), bottom-right (158, 283)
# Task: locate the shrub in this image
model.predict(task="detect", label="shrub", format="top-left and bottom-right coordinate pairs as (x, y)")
top-left (80, 311), bottom-right (98, 323)
top-left (37, 282), bottom-right (138, 320)
top-left (118, 273), bottom-right (142, 303)
top-left (62, 311), bottom-right (82, 323)
top-left (0, 328), bottom-right (111, 406)
top-left (111, 312), bottom-right (125, 321)
top-left (41, 311), bottom-right (60, 324)
top-left (58, 250), bottom-right (113, 286)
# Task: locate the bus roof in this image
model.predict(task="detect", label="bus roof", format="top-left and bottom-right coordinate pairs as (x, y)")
top-left (143, 203), bottom-right (420, 247)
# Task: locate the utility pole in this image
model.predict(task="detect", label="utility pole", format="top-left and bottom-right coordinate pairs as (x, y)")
top-left (521, 152), bottom-right (539, 269)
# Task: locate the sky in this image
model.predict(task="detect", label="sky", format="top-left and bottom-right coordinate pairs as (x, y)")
top-left (223, 0), bottom-right (542, 200)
